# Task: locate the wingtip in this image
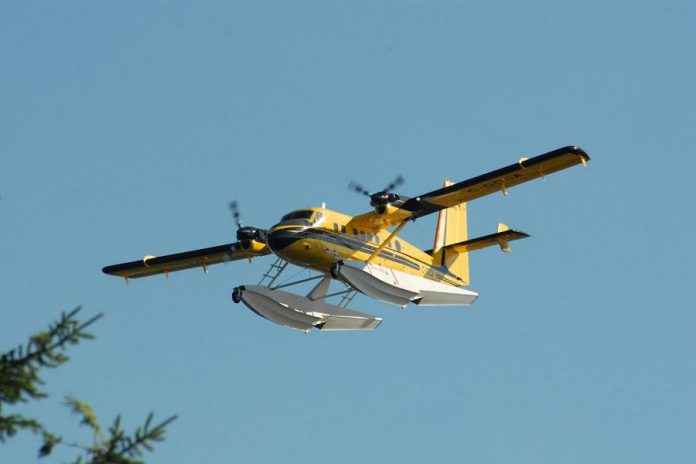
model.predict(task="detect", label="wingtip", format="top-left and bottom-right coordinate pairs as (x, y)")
top-left (509, 229), bottom-right (531, 238)
top-left (567, 145), bottom-right (591, 161)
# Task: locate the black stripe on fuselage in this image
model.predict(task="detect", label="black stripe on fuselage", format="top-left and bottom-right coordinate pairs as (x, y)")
top-left (269, 226), bottom-right (461, 285)
top-left (310, 228), bottom-right (420, 270)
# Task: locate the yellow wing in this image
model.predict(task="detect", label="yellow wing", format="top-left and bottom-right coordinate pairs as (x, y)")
top-left (347, 206), bottom-right (412, 231)
top-left (349, 146), bottom-right (589, 231)
top-left (102, 242), bottom-right (271, 279)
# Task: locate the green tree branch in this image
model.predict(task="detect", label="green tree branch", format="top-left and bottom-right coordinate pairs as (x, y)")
top-left (0, 307), bottom-right (176, 462)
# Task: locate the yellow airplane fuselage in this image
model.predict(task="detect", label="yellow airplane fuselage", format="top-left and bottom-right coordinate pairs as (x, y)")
top-left (266, 207), bottom-right (463, 287)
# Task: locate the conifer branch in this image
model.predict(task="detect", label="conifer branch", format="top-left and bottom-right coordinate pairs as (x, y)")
top-left (1, 307), bottom-right (176, 462)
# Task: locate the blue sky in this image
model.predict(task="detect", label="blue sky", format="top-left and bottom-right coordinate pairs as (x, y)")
top-left (1, 1), bottom-right (694, 463)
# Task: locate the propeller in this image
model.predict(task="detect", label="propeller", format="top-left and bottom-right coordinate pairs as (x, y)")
top-left (382, 175), bottom-right (405, 193)
top-left (348, 181), bottom-right (371, 197)
top-left (229, 201), bottom-right (243, 229)
top-left (348, 175), bottom-right (404, 198)
top-left (347, 175), bottom-right (406, 214)
top-left (228, 200), bottom-right (268, 249)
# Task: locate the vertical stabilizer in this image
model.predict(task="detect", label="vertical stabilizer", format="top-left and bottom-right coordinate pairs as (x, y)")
top-left (432, 180), bottom-right (470, 285)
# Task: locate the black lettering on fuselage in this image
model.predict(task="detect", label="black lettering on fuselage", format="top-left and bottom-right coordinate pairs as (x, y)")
top-left (466, 173), bottom-right (524, 194)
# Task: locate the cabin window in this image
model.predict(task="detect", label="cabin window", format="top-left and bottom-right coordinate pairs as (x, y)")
top-left (341, 225), bottom-right (347, 234)
top-left (395, 240), bottom-right (402, 252)
top-left (333, 223), bottom-right (339, 232)
top-left (375, 235), bottom-right (380, 244)
top-left (367, 233), bottom-right (373, 241)
top-left (359, 231), bottom-right (366, 240)
top-left (352, 228), bottom-right (358, 236)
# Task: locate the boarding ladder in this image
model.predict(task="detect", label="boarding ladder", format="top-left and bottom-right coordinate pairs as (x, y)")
top-left (258, 257), bottom-right (359, 307)
top-left (258, 257), bottom-right (289, 288)
top-left (338, 285), bottom-right (358, 307)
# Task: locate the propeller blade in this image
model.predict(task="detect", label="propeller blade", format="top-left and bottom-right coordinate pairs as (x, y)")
top-left (383, 175), bottom-right (405, 193)
top-left (348, 181), bottom-right (371, 197)
top-left (228, 201), bottom-right (243, 229)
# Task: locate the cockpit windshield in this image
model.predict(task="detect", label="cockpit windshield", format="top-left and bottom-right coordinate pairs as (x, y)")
top-left (280, 210), bottom-right (314, 222)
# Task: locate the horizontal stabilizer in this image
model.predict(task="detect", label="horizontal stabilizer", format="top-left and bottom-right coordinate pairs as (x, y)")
top-left (450, 229), bottom-right (530, 253)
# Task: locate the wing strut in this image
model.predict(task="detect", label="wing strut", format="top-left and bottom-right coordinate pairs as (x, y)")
top-left (366, 221), bottom-right (408, 263)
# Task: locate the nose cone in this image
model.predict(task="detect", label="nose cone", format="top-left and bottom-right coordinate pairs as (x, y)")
top-left (267, 226), bottom-right (299, 252)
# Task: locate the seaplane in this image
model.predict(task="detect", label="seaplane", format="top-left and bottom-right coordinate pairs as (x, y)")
top-left (103, 146), bottom-right (590, 332)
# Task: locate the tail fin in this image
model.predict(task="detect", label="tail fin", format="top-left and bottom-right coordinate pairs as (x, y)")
top-left (432, 180), bottom-right (470, 285)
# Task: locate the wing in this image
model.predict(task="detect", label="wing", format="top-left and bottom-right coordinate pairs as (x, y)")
top-left (402, 146), bottom-right (589, 218)
top-left (348, 146), bottom-right (589, 231)
top-left (347, 207), bottom-right (411, 231)
top-left (102, 242), bottom-right (271, 279)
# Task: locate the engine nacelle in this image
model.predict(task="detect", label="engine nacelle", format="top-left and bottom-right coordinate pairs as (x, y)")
top-left (241, 240), bottom-right (269, 253)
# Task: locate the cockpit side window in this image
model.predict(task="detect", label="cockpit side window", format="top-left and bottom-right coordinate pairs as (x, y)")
top-left (281, 210), bottom-right (314, 222)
